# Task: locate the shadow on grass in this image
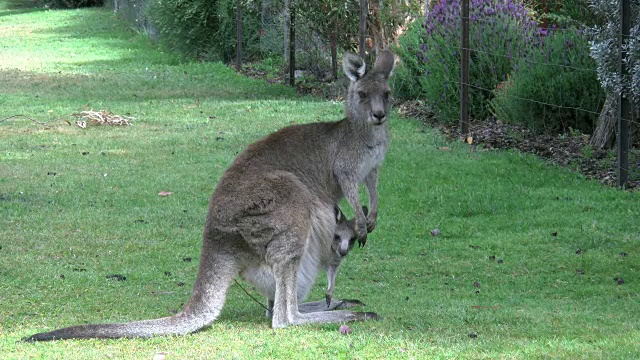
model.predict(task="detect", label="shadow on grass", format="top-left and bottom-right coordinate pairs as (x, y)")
top-left (0, 0), bottom-right (47, 17)
top-left (1, 8), bottom-right (293, 103)
top-left (0, 66), bottom-right (292, 106)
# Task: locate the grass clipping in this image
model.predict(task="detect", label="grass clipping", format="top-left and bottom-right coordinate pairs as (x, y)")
top-left (72, 110), bottom-right (134, 128)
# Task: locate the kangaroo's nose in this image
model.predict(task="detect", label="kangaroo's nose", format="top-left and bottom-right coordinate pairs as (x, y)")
top-left (373, 112), bottom-right (386, 122)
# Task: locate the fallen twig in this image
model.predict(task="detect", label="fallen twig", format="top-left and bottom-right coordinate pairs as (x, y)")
top-left (72, 110), bottom-right (134, 127)
top-left (0, 114), bottom-right (51, 126)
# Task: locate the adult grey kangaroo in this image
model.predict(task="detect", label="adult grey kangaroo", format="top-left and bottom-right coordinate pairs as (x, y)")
top-left (23, 50), bottom-right (394, 341)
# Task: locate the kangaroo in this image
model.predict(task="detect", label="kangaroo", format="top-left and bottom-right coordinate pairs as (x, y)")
top-left (325, 205), bottom-right (366, 307)
top-left (23, 50), bottom-right (394, 341)
top-left (262, 205), bottom-right (365, 318)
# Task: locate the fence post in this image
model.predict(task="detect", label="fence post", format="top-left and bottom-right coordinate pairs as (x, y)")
top-left (460, 0), bottom-right (470, 139)
top-left (618, 0), bottom-right (631, 188)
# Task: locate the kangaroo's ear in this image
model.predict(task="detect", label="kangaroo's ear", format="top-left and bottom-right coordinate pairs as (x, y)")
top-left (342, 52), bottom-right (366, 82)
top-left (372, 50), bottom-right (395, 79)
top-left (334, 206), bottom-right (346, 222)
top-left (362, 206), bottom-right (369, 216)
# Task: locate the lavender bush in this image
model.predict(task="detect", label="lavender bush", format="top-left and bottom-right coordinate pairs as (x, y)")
top-left (491, 28), bottom-right (605, 133)
top-left (393, 0), bottom-right (542, 122)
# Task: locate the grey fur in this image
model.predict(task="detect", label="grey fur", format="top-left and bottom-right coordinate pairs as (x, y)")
top-left (325, 206), bottom-right (366, 306)
top-left (23, 50), bottom-right (394, 341)
top-left (262, 205), bottom-right (363, 317)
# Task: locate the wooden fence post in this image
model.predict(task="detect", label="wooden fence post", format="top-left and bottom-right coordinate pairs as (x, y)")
top-left (460, 0), bottom-right (470, 139)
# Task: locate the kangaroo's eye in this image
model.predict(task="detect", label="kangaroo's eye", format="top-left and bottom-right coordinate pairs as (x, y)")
top-left (358, 91), bottom-right (367, 100)
top-left (334, 235), bottom-right (341, 240)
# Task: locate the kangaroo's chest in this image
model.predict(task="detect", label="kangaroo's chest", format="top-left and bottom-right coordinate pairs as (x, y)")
top-left (355, 139), bottom-right (388, 182)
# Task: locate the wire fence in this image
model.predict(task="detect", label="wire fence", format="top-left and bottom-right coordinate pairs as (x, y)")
top-left (108, 0), bottom-right (637, 188)
top-left (109, 0), bottom-right (158, 41)
top-left (440, 0), bottom-right (638, 188)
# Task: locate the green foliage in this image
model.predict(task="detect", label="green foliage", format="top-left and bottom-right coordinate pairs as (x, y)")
top-left (297, 1), bottom-right (360, 53)
top-left (214, 0), bottom-right (263, 62)
top-left (390, 20), bottom-right (424, 100)
top-left (394, 0), bottom-right (541, 123)
top-left (149, 0), bottom-right (262, 62)
top-left (149, 0), bottom-right (221, 60)
top-left (491, 29), bottom-right (605, 134)
top-left (527, 0), bottom-right (604, 27)
top-left (588, 0), bottom-right (639, 106)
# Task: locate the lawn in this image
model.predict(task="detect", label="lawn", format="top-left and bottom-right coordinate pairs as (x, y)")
top-left (1, 4), bottom-right (639, 359)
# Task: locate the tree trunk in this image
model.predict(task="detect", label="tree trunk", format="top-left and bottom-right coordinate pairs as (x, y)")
top-left (359, 0), bottom-right (368, 58)
top-left (369, 0), bottom-right (383, 54)
top-left (590, 95), bottom-right (617, 150)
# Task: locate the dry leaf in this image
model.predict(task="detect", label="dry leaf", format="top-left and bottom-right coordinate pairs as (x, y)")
top-left (466, 136), bottom-right (473, 145)
top-left (158, 191), bottom-right (173, 197)
top-left (339, 324), bottom-right (351, 335)
top-left (439, 147), bottom-right (450, 151)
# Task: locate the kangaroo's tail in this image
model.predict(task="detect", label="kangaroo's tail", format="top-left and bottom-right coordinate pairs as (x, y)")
top-left (23, 240), bottom-right (239, 341)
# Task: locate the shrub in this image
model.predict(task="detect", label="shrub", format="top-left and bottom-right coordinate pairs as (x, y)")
top-left (527, 0), bottom-right (604, 28)
top-left (149, 0), bottom-right (262, 62)
top-left (588, 0), bottom-right (639, 107)
top-left (490, 28), bottom-right (605, 134)
top-left (394, 0), bottom-right (542, 123)
top-left (391, 20), bottom-right (425, 100)
top-left (213, 0), bottom-right (263, 63)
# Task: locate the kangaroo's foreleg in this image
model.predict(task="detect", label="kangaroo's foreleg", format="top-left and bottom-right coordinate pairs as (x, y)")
top-left (364, 167), bottom-right (380, 233)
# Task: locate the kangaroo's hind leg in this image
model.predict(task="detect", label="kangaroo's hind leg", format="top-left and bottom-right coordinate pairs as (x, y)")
top-left (268, 229), bottom-right (378, 327)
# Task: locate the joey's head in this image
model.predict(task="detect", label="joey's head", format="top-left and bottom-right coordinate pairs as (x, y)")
top-left (332, 206), bottom-right (368, 258)
top-left (343, 50), bottom-right (395, 126)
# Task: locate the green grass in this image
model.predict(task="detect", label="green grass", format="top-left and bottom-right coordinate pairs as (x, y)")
top-left (1, 5), bottom-right (639, 359)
